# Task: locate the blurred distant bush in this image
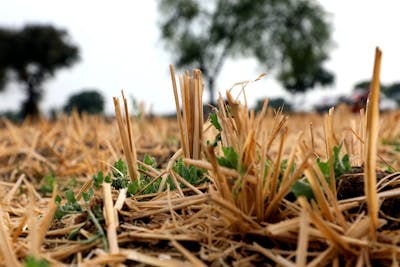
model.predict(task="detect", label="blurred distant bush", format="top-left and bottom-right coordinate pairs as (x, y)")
top-left (64, 90), bottom-right (104, 115)
top-left (254, 97), bottom-right (292, 113)
top-left (0, 110), bottom-right (22, 122)
top-left (383, 83), bottom-right (400, 104)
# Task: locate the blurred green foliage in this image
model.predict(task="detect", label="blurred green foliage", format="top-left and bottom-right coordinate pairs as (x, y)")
top-left (158, 0), bottom-right (334, 105)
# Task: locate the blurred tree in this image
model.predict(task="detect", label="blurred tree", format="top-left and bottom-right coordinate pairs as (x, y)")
top-left (353, 80), bottom-right (389, 92)
top-left (255, 97), bottom-right (292, 112)
top-left (0, 24), bottom-right (79, 118)
top-left (353, 80), bottom-right (371, 91)
top-left (158, 0), bottom-right (334, 105)
top-left (383, 83), bottom-right (400, 104)
top-left (64, 90), bottom-right (105, 115)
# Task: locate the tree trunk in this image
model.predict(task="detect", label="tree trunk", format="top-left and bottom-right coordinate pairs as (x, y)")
top-left (21, 78), bottom-right (41, 119)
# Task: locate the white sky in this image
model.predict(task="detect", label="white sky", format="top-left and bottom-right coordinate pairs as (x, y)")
top-left (0, 1), bottom-right (399, 114)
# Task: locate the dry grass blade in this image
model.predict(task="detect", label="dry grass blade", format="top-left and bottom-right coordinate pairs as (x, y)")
top-left (325, 108), bottom-right (337, 195)
top-left (80, 253), bottom-right (126, 266)
top-left (102, 182), bottom-right (119, 254)
top-left (209, 187), bottom-right (260, 230)
top-left (171, 239), bottom-right (207, 267)
top-left (251, 243), bottom-right (296, 267)
top-left (298, 198), bottom-right (357, 256)
top-left (300, 147), bottom-right (335, 222)
top-left (0, 207), bottom-right (21, 267)
top-left (264, 140), bottom-right (310, 219)
top-left (29, 185), bottom-right (58, 258)
top-left (269, 128), bottom-right (287, 201)
top-left (121, 248), bottom-right (190, 267)
top-left (296, 209), bottom-right (310, 267)
top-left (364, 47), bottom-right (382, 239)
top-left (323, 108), bottom-right (348, 229)
top-left (170, 64), bottom-right (189, 158)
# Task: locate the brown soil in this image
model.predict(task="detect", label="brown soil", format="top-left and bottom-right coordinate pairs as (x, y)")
top-left (337, 167), bottom-right (400, 230)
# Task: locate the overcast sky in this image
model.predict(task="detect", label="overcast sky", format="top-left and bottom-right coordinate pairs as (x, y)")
top-left (1, 1), bottom-right (399, 114)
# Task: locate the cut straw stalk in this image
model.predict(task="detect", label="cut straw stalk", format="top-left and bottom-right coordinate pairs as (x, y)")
top-left (103, 182), bottom-right (119, 254)
top-left (364, 47), bottom-right (382, 239)
top-left (0, 207), bottom-right (21, 267)
top-left (325, 108), bottom-right (337, 196)
top-left (296, 209), bottom-right (310, 267)
top-left (171, 239), bottom-right (206, 267)
top-left (113, 94), bottom-right (139, 183)
top-left (29, 185), bottom-right (58, 258)
top-left (169, 65), bottom-right (203, 160)
top-left (323, 108), bottom-right (348, 229)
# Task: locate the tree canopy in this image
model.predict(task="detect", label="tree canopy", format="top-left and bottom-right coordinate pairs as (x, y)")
top-left (0, 24), bottom-right (79, 118)
top-left (255, 97), bottom-right (292, 113)
top-left (64, 90), bottom-right (105, 115)
top-left (158, 0), bottom-right (334, 104)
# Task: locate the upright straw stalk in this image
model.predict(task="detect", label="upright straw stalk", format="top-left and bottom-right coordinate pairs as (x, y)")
top-left (113, 92), bottom-right (139, 184)
top-left (364, 47), bottom-right (382, 238)
top-left (169, 65), bottom-right (203, 160)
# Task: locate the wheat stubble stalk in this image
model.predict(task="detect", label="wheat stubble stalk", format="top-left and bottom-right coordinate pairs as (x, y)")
top-left (364, 47), bottom-right (382, 239)
top-left (169, 65), bottom-right (203, 160)
top-left (113, 93), bottom-right (139, 184)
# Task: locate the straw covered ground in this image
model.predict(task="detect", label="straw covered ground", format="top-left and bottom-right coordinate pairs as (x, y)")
top-left (1, 49), bottom-right (400, 266)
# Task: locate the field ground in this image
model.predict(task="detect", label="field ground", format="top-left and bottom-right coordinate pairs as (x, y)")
top-left (0, 96), bottom-right (400, 266)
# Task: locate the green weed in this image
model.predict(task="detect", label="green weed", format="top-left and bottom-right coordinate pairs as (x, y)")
top-left (40, 173), bottom-right (56, 196)
top-left (24, 256), bottom-right (50, 267)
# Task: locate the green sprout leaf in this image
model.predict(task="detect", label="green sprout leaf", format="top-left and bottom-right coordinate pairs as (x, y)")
top-left (113, 159), bottom-right (128, 177)
top-left (209, 113), bottom-right (222, 131)
top-left (290, 180), bottom-right (315, 201)
top-left (173, 158), bottom-right (206, 186)
top-left (25, 255), bottom-right (50, 267)
top-left (217, 146), bottom-right (239, 170)
top-left (40, 173), bottom-right (56, 195)
top-left (93, 171), bottom-right (104, 188)
top-left (65, 189), bottom-right (77, 204)
top-left (54, 189), bottom-right (82, 220)
top-left (143, 154), bottom-right (157, 168)
top-left (128, 180), bottom-right (139, 195)
top-left (317, 143), bottom-right (351, 183)
top-left (82, 188), bottom-right (94, 202)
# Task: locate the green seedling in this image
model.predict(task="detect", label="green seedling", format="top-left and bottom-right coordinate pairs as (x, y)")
top-left (25, 256), bottom-right (50, 267)
top-left (290, 144), bottom-right (351, 201)
top-left (40, 173), bottom-right (56, 196)
top-left (113, 159), bottom-right (128, 177)
top-left (209, 113), bottom-right (222, 131)
top-left (317, 143), bottom-right (351, 184)
top-left (82, 187), bottom-right (94, 202)
top-left (208, 112), bottom-right (222, 147)
top-left (54, 189), bottom-right (82, 220)
top-left (290, 180), bottom-right (315, 201)
top-left (90, 155), bottom-right (207, 198)
top-left (217, 146), bottom-right (239, 170)
top-left (93, 171), bottom-right (111, 188)
top-left (173, 158), bottom-right (206, 187)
